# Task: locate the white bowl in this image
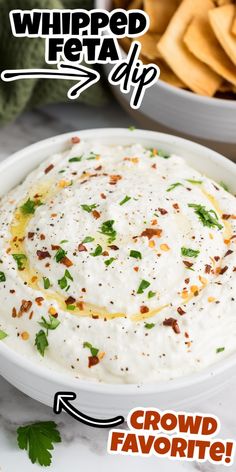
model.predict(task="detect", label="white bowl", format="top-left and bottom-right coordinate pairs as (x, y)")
top-left (0, 128), bottom-right (236, 418)
top-left (97, 0), bottom-right (236, 157)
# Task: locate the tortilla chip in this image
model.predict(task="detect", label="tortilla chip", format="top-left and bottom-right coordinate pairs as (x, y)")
top-left (143, 0), bottom-right (179, 34)
top-left (118, 37), bottom-right (132, 54)
top-left (136, 33), bottom-right (162, 61)
top-left (112, 0), bottom-right (130, 7)
top-left (128, 0), bottom-right (143, 9)
top-left (158, 60), bottom-right (186, 88)
top-left (184, 17), bottom-right (236, 86)
top-left (158, 0), bottom-right (222, 96)
top-left (214, 0), bottom-right (233, 5)
top-left (219, 80), bottom-right (236, 92)
top-left (231, 10), bottom-right (236, 35)
top-left (209, 5), bottom-right (236, 66)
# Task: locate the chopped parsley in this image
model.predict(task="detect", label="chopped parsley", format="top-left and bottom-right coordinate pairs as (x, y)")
top-left (13, 253), bottom-right (27, 270)
top-left (91, 244), bottom-right (103, 257)
top-left (58, 269), bottom-right (73, 290)
top-left (144, 323), bottom-right (155, 329)
top-left (43, 277), bottom-right (51, 290)
top-left (69, 156), bottom-right (82, 162)
top-left (35, 330), bottom-right (48, 357)
top-left (54, 248), bottom-right (67, 262)
top-left (186, 179), bottom-right (203, 185)
top-left (105, 257), bottom-right (116, 266)
top-left (17, 421), bottom-right (61, 467)
top-left (130, 250), bottom-right (142, 260)
top-left (83, 341), bottom-right (99, 357)
top-left (81, 203), bottom-right (98, 213)
top-left (0, 330), bottom-right (8, 340)
top-left (137, 279), bottom-right (150, 294)
top-left (181, 247), bottom-right (200, 258)
top-left (0, 271), bottom-right (6, 283)
top-left (20, 198), bottom-right (42, 215)
top-left (82, 236), bottom-right (95, 244)
top-left (188, 204), bottom-right (223, 230)
top-left (220, 181), bottom-right (229, 192)
top-left (67, 304), bottom-right (76, 311)
top-left (148, 291), bottom-right (156, 299)
top-left (216, 347), bottom-right (225, 354)
top-left (60, 240), bottom-right (68, 244)
top-left (99, 220), bottom-right (116, 243)
top-left (38, 315), bottom-right (60, 332)
top-left (167, 182), bottom-right (183, 192)
top-left (119, 195), bottom-right (131, 206)
top-left (158, 149), bottom-right (170, 159)
top-left (128, 126), bottom-right (136, 131)
top-left (86, 152), bottom-right (97, 160)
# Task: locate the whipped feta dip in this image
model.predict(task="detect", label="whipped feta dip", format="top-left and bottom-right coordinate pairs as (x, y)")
top-left (0, 137), bottom-right (235, 384)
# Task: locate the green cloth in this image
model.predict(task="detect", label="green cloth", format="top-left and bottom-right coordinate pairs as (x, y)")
top-left (0, 0), bottom-right (107, 125)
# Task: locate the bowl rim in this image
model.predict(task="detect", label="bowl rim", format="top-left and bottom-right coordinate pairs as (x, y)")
top-left (0, 127), bottom-right (236, 396)
top-left (96, 0), bottom-right (236, 109)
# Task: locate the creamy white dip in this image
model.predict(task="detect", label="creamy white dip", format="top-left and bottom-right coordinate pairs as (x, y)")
top-left (0, 137), bottom-right (235, 384)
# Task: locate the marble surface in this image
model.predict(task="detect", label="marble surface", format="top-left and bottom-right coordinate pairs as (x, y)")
top-left (0, 102), bottom-right (235, 471)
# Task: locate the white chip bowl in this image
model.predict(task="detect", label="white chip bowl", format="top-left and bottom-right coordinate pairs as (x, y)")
top-left (97, 0), bottom-right (236, 160)
top-left (0, 128), bottom-right (236, 418)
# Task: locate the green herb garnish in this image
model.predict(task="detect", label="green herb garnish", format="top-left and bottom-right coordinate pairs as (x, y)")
top-left (186, 179), bottom-right (203, 185)
top-left (20, 198), bottom-right (42, 215)
top-left (43, 277), bottom-right (51, 290)
top-left (128, 126), bottom-right (136, 131)
top-left (86, 152), bottom-right (97, 160)
top-left (188, 204), bottom-right (223, 230)
top-left (54, 248), bottom-right (67, 262)
top-left (81, 203), bottom-right (98, 213)
top-left (0, 271), bottom-right (6, 282)
top-left (17, 421), bottom-right (61, 467)
top-left (158, 149), bottom-right (170, 159)
top-left (83, 341), bottom-right (99, 357)
top-left (137, 279), bottom-right (150, 294)
top-left (104, 257), bottom-right (116, 266)
top-left (58, 269), bottom-right (73, 290)
top-left (144, 323), bottom-right (155, 329)
top-left (35, 330), bottom-right (48, 357)
top-left (148, 291), bottom-right (156, 299)
top-left (220, 181), bottom-right (230, 192)
top-left (167, 182), bottom-right (183, 192)
top-left (216, 347), bottom-right (225, 354)
top-left (119, 196), bottom-right (131, 206)
top-left (67, 305), bottom-right (76, 311)
top-left (82, 236), bottom-right (95, 244)
top-left (91, 244), bottom-right (103, 257)
top-left (181, 247), bottom-right (200, 258)
top-left (130, 250), bottom-right (142, 260)
top-left (13, 253), bottom-right (27, 270)
top-left (60, 240), bottom-right (68, 244)
top-left (69, 156), bottom-right (82, 162)
top-left (0, 330), bottom-right (8, 340)
top-left (38, 315), bottom-right (60, 332)
top-left (99, 220), bottom-right (116, 243)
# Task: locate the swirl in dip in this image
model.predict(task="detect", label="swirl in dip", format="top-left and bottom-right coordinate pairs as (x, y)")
top-left (0, 137), bottom-right (235, 384)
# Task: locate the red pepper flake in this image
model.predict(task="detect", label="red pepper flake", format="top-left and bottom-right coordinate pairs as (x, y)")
top-left (102, 251), bottom-right (109, 257)
top-left (35, 297), bottom-right (44, 306)
top-left (19, 300), bottom-right (32, 316)
top-left (88, 356), bottom-right (99, 368)
top-left (151, 164), bottom-right (157, 169)
top-left (36, 250), bottom-right (51, 260)
top-left (71, 136), bottom-right (80, 144)
top-left (108, 245), bottom-right (119, 251)
top-left (185, 278), bottom-right (190, 284)
top-left (177, 307), bottom-right (186, 316)
top-left (141, 228), bottom-right (162, 239)
top-left (158, 208), bottom-right (168, 215)
top-left (109, 175), bottom-right (122, 185)
top-left (134, 266), bottom-right (139, 272)
top-left (222, 214), bottom-right (231, 220)
top-left (92, 315), bottom-right (99, 319)
top-left (92, 210), bottom-right (101, 219)
top-left (29, 311), bottom-right (34, 320)
top-left (220, 266), bottom-right (228, 275)
top-left (40, 234), bottom-right (46, 240)
top-left (78, 244), bottom-right (87, 252)
top-left (205, 264), bottom-right (212, 274)
top-left (140, 305), bottom-right (149, 314)
top-left (51, 245), bottom-right (60, 250)
top-left (183, 261), bottom-right (194, 268)
top-left (100, 193), bottom-right (106, 199)
top-left (173, 203), bottom-right (179, 210)
top-left (28, 232), bottom-right (35, 240)
top-left (95, 165), bottom-right (102, 171)
top-left (12, 307), bottom-right (17, 318)
top-left (65, 296), bottom-right (76, 306)
top-left (44, 164), bottom-right (54, 174)
top-left (163, 318), bottom-right (180, 334)
top-left (225, 250), bottom-right (233, 257)
top-left (185, 332), bottom-right (190, 338)
top-left (61, 256), bottom-right (73, 267)
top-left (10, 289), bottom-right (15, 294)
top-left (76, 301), bottom-right (84, 311)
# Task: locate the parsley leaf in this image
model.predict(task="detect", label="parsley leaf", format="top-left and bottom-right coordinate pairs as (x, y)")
top-left (0, 271), bottom-right (6, 282)
top-left (137, 279), bottom-right (150, 294)
top-left (104, 257), bottom-right (116, 266)
top-left (119, 196), bottom-right (131, 206)
top-left (158, 149), bottom-right (170, 159)
top-left (186, 179), bottom-right (203, 185)
top-left (69, 156), bottom-right (82, 162)
top-left (130, 250), bottom-right (142, 260)
top-left (99, 220), bottom-right (116, 243)
top-left (38, 315), bottom-right (60, 332)
top-left (167, 182), bottom-right (183, 192)
top-left (128, 126), bottom-right (136, 131)
top-left (181, 247), bottom-right (200, 258)
top-left (20, 198), bottom-right (42, 215)
top-left (35, 330), bottom-right (48, 357)
top-left (17, 421), bottom-right (61, 467)
top-left (144, 323), bottom-right (155, 329)
top-left (220, 181), bottom-right (229, 192)
top-left (82, 236), bottom-right (94, 244)
top-left (188, 204), bottom-right (223, 230)
top-left (81, 203), bottom-right (98, 213)
top-left (216, 347), bottom-right (225, 354)
top-left (13, 253), bottom-right (27, 270)
top-left (83, 341), bottom-right (99, 357)
top-left (54, 248), bottom-right (67, 263)
top-left (148, 291), bottom-right (156, 299)
top-left (43, 277), bottom-right (50, 290)
top-left (91, 244), bottom-right (103, 257)
top-left (58, 269), bottom-right (73, 290)
top-left (0, 330), bottom-right (8, 340)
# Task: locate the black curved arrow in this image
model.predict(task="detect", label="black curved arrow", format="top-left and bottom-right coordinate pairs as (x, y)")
top-left (53, 392), bottom-right (125, 428)
top-left (1, 62), bottom-right (100, 100)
